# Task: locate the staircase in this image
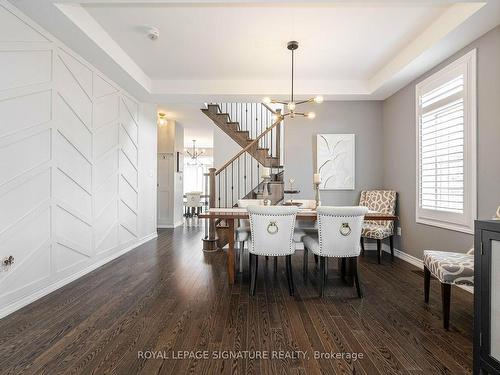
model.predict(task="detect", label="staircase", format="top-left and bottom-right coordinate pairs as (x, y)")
top-left (202, 104), bottom-right (281, 167)
top-left (201, 102), bottom-right (285, 250)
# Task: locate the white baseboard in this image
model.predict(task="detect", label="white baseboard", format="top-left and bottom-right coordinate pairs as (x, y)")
top-left (0, 232), bottom-right (158, 319)
top-left (363, 242), bottom-right (473, 294)
top-left (157, 220), bottom-right (184, 229)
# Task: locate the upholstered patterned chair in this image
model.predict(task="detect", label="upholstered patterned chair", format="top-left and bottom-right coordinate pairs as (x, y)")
top-left (423, 249), bottom-right (474, 329)
top-left (359, 190), bottom-right (397, 263)
top-left (247, 206), bottom-right (298, 296)
top-left (302, 206), bottom-right (368, 297)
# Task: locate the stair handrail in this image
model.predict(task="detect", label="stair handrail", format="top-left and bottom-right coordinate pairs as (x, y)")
top-left (215, 109), bottom-right (282, 176)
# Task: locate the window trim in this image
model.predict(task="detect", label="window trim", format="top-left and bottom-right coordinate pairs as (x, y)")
top-left (415, 49), bottom-right (477, 234)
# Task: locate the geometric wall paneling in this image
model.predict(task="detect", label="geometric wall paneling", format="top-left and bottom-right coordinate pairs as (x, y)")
top-left (93, 73), bottom-right (118, 99)
top-left (0, 168), bottom-right (50, 235)
top-left (120, 175), bottom-right (138, 213)
top-left (54, 205), bottom-right (92, 257)
top-left (53, 168), bottom-right (92, 222)
top-left (0, 5), bottom-right (49, 43)
top-left (55, 93), bottom-right (92, 160)
top-left (58, 48), bottom-right (92, 99)
top-left (53, 242), bottom-right (89, 275)
top-left (94, 199), bottom-right (118, 254)
top-left (0, 128), bottom-right (51, 187)
top-left (0, 2), bottom-right (156, 318)
top-left (119, 225), bottom-right (136, 245)
top-left (0, 207), bottom-right (51, 302)
top-left (121, 94), bottom-right (139, 122)
top-left (94, 93), bottom-right (119, 129)
top-left (54, 131), bottom-right (92, 193)
top-left (0, 49), bottom-right (52, 92)
top-left (0, 241), bottom-right (51, 304)
top-left (120, 124), bottom-right (138, 168)
top-left (94, 122), bottom-right (118, 158)
top-left (119, 225), bottom-right (137, 245)
top-left (0, 90), bottom-right (51, 138)
top-left (94, 149), bottom-right (118, 189)
top-left (120, 97), bottom-right (138, 145)
top-left (119, 200), bottom-right (138, 243)
top-left (120, 150), bottom-right (138, 189)
top-left (94, 173), bottom-right (118, 215)
top-left (55, 54), bottom-right (92, 129)
top-left (95, 223), bottom-right (119, 255)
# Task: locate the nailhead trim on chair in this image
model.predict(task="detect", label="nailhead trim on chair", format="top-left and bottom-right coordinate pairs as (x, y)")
top-left (316, 213), bottom-right (363, 258)
top-left (248, 212), bottom-right (297, 256)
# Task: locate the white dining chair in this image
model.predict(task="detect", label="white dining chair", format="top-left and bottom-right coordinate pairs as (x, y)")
top-left (247, 205), bottom-right (299, 296)
top-left (236, 199), bottom-right (264, 272)
top-left (185, 191), bottom-right (203, 217)
top-left (302, 206), bottom-right (368, 297)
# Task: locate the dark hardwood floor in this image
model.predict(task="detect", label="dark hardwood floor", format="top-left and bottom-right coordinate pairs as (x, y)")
top-left (0, 220), bottom-right (473, 374)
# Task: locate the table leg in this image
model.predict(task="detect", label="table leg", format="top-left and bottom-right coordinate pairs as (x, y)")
top-left (227, 218), bottom-right (235, 284)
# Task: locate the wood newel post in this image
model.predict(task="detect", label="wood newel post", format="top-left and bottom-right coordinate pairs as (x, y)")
top-left (209, 168), bottom-right (216, 209)
top-left (208, 167), bottom-right (216, 238)
top-left (202, 167), bottom-right (218, 251)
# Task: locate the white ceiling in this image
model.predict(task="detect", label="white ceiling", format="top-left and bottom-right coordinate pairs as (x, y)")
top-left (83, 3), bottom-right (446, 82)
top-left (9, 0), bottom-right (500, 147)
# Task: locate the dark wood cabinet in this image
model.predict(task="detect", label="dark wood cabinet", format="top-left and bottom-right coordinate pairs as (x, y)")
top-left (475, 220), bottom-right (500, 374)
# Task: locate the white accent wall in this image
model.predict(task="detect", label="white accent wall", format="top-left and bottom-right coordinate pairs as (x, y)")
top-left (0, 1), bottom-right (157, 318)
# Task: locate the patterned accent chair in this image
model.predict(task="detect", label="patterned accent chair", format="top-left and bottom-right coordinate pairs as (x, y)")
top-left (423, 249), bottom-right (474, 330)
top-left (359, 190), bottom-right (397, 263)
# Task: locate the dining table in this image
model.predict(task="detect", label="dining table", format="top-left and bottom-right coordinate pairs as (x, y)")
top-left (199, 208), bottom-right (398, 284)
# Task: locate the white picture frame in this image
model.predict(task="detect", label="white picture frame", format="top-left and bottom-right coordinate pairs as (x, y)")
top-left (316, 134), bottom-right (355, 190)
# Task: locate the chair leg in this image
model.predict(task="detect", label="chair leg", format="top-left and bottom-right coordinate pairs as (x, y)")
top-left (324, 258), bottom-right (328, 284)
top-left (360, 237), bottom-right (365, 255)
top-left (352, 257), bottom-right (363, 298)
top-left (285, 255), bottom-right (294, 296)
top-left (303, 248), bottom-right (308, 280)
top-left (389, 235), bottom-right (394, 260)
top-left (340, 258), bottom-right (346, 280)
top-left (319, 256), bottom-right (325, 297)
top-left (441, 283), bottom-right (451, 330)
top-left (274, 256), bottom-right (278, 273)
top-left (314, 254), bottom-right (319, 265)
top-left (377, 239), bottom-right (382, 264)
top-left (239, 241), bottom-right (245, 273)
top-left (265, 256), bottom-right (269, 261)
top-left (424, 265), bottom-right (431, 303)
top-left (250, 254), bottom-right (258, 296)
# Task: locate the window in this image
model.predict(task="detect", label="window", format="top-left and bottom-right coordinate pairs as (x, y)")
top-left (183, 155), bottom-right (213, 195)
top-left (416, 49), bottom-right (476, 234)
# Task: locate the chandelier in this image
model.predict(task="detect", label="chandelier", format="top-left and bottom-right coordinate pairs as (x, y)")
top-left (262, 41), bottom-right (323, 119)
top-left (185, 140), bottom-right (205, 165)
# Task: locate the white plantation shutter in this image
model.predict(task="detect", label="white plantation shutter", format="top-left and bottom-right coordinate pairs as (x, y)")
top-left (416, 50), bottom-right (477, 233)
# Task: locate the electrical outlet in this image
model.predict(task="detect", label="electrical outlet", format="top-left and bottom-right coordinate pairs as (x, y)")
top-left (397, 227), bottom-right (402, 236)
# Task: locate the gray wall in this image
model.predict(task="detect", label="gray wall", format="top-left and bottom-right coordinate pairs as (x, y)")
top-left (382, 25), bottom-right (500, 259)
top-left (284, 101), bottom-right (384, 205)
